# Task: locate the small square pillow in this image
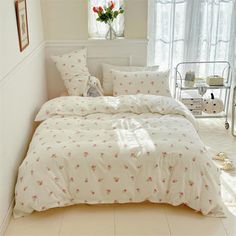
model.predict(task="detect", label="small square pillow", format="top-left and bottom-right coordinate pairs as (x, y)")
top-left (112, 70), bottom-right (171, 97)
top-left (52, 48), bottom-right (90, 79)
top-left (102, 63), bottom-right (159, 95)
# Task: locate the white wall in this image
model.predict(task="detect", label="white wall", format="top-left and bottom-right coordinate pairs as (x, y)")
top-left (41, 0), bottom-right (148, 40)
top-left (0, 0), bottom-right (47, 234)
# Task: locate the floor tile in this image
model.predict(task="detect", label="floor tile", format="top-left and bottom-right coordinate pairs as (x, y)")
top-left (5, 207), bottom-right (63, 236)
top-left (165, 204), bottom-right (227, 236)
top-left (114, 203), bottom-right (170, 236)
top-left (59, 204), bottom-right (114, 236)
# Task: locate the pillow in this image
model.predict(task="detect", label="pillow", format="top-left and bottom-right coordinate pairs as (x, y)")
top-left (112, 70), bottom-right (171, 97)
top-left (51, 48), bottom-right (91, 96)
top-left (102, 63), bottom-right (159, 95)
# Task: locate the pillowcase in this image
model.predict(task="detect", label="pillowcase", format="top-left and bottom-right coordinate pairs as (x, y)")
top-left (112, 70), bottom-right (171, 97)
top-left (51, 48), bottom-right (91, 96)
top-left (102, 63), bottom-right (159, 95)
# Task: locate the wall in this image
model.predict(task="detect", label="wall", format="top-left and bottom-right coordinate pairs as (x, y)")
top-left (41, 0), bottom-right (148, 40)
top-left (0, 0), bottom-right (47, 234)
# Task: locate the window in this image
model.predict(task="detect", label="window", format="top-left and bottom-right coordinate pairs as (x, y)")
top-left (88, 0), bottom-right (125, 38)
top-left (148, 0), bottom-right (236, 76)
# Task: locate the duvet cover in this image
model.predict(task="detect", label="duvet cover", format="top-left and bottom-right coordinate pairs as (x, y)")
top-left (14, 95), bottom-right (225, 217)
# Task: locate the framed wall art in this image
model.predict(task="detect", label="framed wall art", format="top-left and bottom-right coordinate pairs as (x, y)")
top-left (15, 0), bottom-right (29, 52)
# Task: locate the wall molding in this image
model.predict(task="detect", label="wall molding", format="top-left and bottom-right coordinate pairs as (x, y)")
top-left (45, 39), bottom-right (148, 48)
top-left (0, 41), bottom-right (45, 86)
top-left (0, 200), bottom-right (14, 236)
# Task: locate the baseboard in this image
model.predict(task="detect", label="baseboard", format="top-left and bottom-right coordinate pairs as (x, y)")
top-left (0, 200), bottom-right (14, 236)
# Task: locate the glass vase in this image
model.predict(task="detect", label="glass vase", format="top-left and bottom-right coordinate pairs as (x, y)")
top-left (106, 22), bottom-right (116, 40)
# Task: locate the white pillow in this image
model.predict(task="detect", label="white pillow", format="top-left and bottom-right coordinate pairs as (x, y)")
top-left (102, 63), bottom-right (159, 95)
top-left (112, 70), bottom-right (171, 97)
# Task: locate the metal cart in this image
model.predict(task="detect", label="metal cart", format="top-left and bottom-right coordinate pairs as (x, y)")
top-left (232, 86), bottom-right (236, 137)
top-left (174, 61), bottom-right (232, 129)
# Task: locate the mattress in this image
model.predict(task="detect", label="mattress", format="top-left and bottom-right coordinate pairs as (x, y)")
top-left (14, 94), bottom-right (225, 217)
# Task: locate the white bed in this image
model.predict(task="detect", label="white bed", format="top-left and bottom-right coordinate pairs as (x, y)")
top-left (14, 94), bottom-right (225, 217)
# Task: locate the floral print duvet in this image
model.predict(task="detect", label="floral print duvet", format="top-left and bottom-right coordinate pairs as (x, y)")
top-left (14, 95), bottom-right (225, 217)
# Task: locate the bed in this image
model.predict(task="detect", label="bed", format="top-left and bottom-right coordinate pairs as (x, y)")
top-left (14, 94), bottom-right (225, 218)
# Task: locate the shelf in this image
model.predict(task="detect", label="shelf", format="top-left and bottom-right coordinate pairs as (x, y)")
top-left (176, 82), bottom-right (231, 90)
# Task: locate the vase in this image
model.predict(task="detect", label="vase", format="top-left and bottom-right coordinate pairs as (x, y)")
top-left (106, 22), bottom-right (116, 40)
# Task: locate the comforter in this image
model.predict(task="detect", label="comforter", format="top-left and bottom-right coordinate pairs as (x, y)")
top-left (14, 95), bottom-right (225, 217)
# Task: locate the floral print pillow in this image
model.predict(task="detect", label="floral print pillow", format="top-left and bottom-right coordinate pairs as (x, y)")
top-left (112, 70), bottom-right (171, 97)
top-left (51, 48), bottom-right (90, 96)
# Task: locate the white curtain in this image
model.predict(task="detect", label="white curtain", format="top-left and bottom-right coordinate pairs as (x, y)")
top-left (88, 0), bottom-right (125, 38)
top-left (148, 0), bottom-right (236, 78)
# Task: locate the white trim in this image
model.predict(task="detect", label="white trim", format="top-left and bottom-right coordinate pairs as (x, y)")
top-left (44, 39), bottom-right (148, 48)
top-left (0, 41), bottom-right (45, 86)
top-left (0, 199), bottom-right (14, 236)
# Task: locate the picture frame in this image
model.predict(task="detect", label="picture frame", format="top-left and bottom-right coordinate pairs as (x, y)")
top-left (15, 0), bottom-right (29, 52)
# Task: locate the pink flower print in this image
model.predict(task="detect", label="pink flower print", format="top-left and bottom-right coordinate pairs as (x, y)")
top-left (23, 186), bottom-right (28, 191)
top-left (150, 81), bottom-right (154, 85)
top-left (146, 176), bottom-right (152, 182)
top-left (83, 152), bottom-right (89, 157)
top-left (122, 189), bottom-right (127, 193)
top-left (130, 176), bottom-right (134, 181)
top-left (36, 158), bottom-right (40, 162)
top-left (192, 157), bottom-right (196, 162)
top-left (67, 152), bottom-right (72, 157)
top-left (153, 188), bottom-right (158, 193)
top-left (85, 178), bottom-right (88, 183)
top-left (162, 152), bottom-right (167, 158)
top-left (51, 154), bottom-right (57, 158)
top-left (136, 90), bottom-right (140, 93)
top-left (205, 184), bottom-right (209, 190)
top-left (188, 180), bottom-right (194, 186)
top-left (114, 177), bottom-right (120, 182)
top-left (172, 179), bottom-right (177, 183)
top-left (32, 195), bottom-right (38, 201)
top-left (70, 177), bottom-right (74, 182)
top-left (179, 153), bottom-right (183, 158)
top-left (130, 153), bottom-right (136, 158)
top-left (91, 165), bottom-right (96, 172)
top-left (179, 192), bottom-right (184, 197)
top-left (137, 165), bottom-right (142, 169)
top-left (62, 189), bottom-right (67, 193)
top-left (195, 196), bottom-right (199, 200)
top-left (124, 165), bottom-right (129, 170)
top-left (93, 144), bottom-right (97, 148)
top-left (206, 162), bottom-right (211, 167)
top-left (209, 199), bottom-right (212, 204)
top-left (166, 190), bottom-right (170, 194)
top-left (106, 189), bottom-right (111, 195)
top-left (76, 188), bottom-right (80, 193)
top-left (114, 153), bottom-right (118, 158)
top-left (37, 180), bottom-right (43, 186)
top-left (168, 165), bottom-right (173, 171)
top-left (154, 164), bottom-right (158, 168)
top-left (136, 188), bottom-right (140, 193)
top-left (49, 191), bottom-right (53, 196)
top-left (91, 191), bottom-right (95, 195)
top-left (162, 178), bottom-right (166, 183)
top-left (98, 178), bottom-right (103, 182)
top-left (59, 165), bottom-right (64, 170)
top-left (54, 177), bottom-right (59, 182)
top-left (20, 202), bottom-right (24, 206)
top-left (200, 171), bottom-right (204, 176)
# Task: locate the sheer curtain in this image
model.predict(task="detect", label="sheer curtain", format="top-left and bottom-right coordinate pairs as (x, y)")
top-left (148, 0), bottom-right (236, 78)
top-left (88, 0), bottom-right (125, 38)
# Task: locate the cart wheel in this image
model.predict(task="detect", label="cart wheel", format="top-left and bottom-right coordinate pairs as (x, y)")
top-left (225, 122), bottom-right (230, 130)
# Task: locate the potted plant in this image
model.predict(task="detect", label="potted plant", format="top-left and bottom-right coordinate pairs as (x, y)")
top-left (93, 1), bottom-right (124, 40)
